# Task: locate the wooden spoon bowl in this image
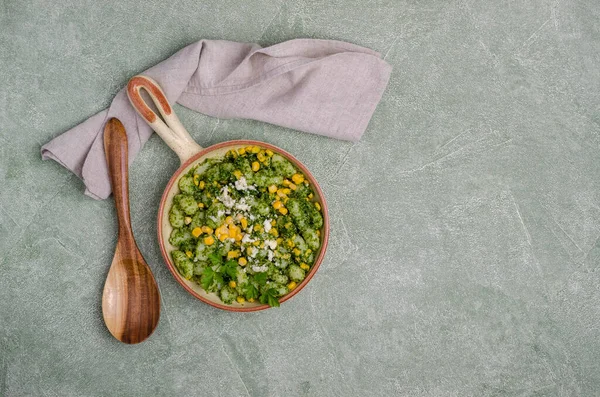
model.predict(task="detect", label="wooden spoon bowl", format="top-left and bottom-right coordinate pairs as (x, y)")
top-left (102, 118), bottom-right (160, 344)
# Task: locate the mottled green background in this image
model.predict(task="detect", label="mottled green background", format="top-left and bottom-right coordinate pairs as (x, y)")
top-left (2, 0), bottom-right (600, 396)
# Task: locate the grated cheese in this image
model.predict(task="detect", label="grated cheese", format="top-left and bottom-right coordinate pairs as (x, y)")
top-left (234, 177), bottom-right (256, 191)
top-left (263, 219), bottom-right (272, 233)
top-left (264, 239), bottom-right (277, 250)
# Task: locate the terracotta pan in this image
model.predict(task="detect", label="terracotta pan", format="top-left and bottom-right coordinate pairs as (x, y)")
top-left (126, 76), bottom-right (329, 312)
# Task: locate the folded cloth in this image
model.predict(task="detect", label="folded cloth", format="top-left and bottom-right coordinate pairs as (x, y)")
top-left (41, 39), bottom-right (392, 199)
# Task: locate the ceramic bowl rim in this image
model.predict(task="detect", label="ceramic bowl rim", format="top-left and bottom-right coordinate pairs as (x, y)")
top-left (157, 139), bottom-right (330, 312)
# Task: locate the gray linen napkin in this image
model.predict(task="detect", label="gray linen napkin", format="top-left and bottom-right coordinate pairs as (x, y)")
top-left (41, 39), bottom-right (392, 199)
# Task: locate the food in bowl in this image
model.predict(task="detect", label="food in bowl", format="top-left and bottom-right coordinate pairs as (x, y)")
top-left (167, 145), bottom-right (324, 307)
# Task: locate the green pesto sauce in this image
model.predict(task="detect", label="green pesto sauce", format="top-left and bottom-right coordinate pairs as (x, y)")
top-left (168, 146), bottom-right (324, 307)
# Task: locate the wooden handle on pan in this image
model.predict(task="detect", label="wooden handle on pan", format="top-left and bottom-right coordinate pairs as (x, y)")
top-left (127, 75), bottom-right (202, 164)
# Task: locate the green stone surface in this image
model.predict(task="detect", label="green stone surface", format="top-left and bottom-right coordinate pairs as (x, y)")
top-left (2, 0), bottom-right (600, 395)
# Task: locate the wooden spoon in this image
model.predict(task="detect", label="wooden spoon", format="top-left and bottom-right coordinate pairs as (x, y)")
top-left (102, 118), bottom-right (160, 344)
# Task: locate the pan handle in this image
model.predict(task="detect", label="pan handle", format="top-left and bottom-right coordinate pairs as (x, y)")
top-left (127, 75), bottom-right (203, 164)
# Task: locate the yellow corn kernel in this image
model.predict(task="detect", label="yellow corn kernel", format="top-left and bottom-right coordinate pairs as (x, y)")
top-left (292, 174), bottom-right (305, 184)
top-left (287, 281), bottom-right (297, 290)
top-left (228, 227), bottom-right (238, 238)
top-left (314, 202), bottom-right (321, 211)
top-left (282, 253), bottom-right (291, 260)
top-left (279, 207), bottom-right (288, 215)
top-left (184, 216), bottom-right (192, 225)
top-left (271, 220), bottom-right (277, 226)
top-left (269, 228), bottom-right (279, 237)
top-left (219, 234), bottom-right (228, 242)
top-left (233, 170), bottom-right (243, 179)
top-left (268, 184), bottom-right (278, 194)
top-left (199, 181), bottom-right (206, 189)
top-left (293, 248), bottom-right (302, 256)
top-left (192, 227), bottom-right (202, 238)
top-left (236, 296), bottom-right (245, 304)
top-left (248, 297), bottom-right (255, 303)
top-left (252, 161), bottom-right (260, 172)
top-left (241, 217), bottom-right (248, 229)
top-left (308, 193), bottom-right (314, 199)
top-left (289, 183), bottom-right (297, 190)
top-left (201, 226), bottom-right (213, 234)
top-left (254, 224), bottom-right (263, 232)
top-left (265, 149), bottom-right (274, 157)
top-left (277, 189), bottom-right (286, 198)
top-left (197, 202), bottom-right (204, 208)
top-left (276, 237), bottom-right (283, 244)
top-left (260, 241), bottom-right (265, 248)
top-left (306, 249), bottom-right (312, 255)
top-left (257, 152), bottom-right (266, 162)
top-left (252, 240), bottom-right (260, 246)
top-left (316, 230), bottom-right (321, 236)
top-left (227, 250), bottom-right (240, 260)
top-left (245, 145), bottom-right (253, 153)
top-left (251, 146), bottom-right (261, 154)
top-left (238, 147), bottom-right (246, 155)
top-left (225, 216), bottom-right (234, 225)
top-left (300, 263), bottom-right (310, 270)
top-left (234, 233), bottom-right (243, 242)
top-left (216, 225), bottom-right (226, 235)
top-left (272, 201), bottom-right (283, 209)
top-left (229, 280), bottom-right (237, 288)
top-left (286, 239), bottom-right (295, 248)
top-left (238, 257), bottom-right (248, 266)
top-left (283, 197), bottom-right (289, 204)
top-left (283, 179), bottom-right (291, 186)
top-left (193, 174), bottom-right (199, 185)
top-left (186, 251), bottom-right (193, 258)
top-left (204, 235), bottom-right (215, 245)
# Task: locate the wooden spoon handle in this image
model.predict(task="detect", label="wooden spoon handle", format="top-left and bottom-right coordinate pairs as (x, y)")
top-left (104, 118), bottom-right (133, 237)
